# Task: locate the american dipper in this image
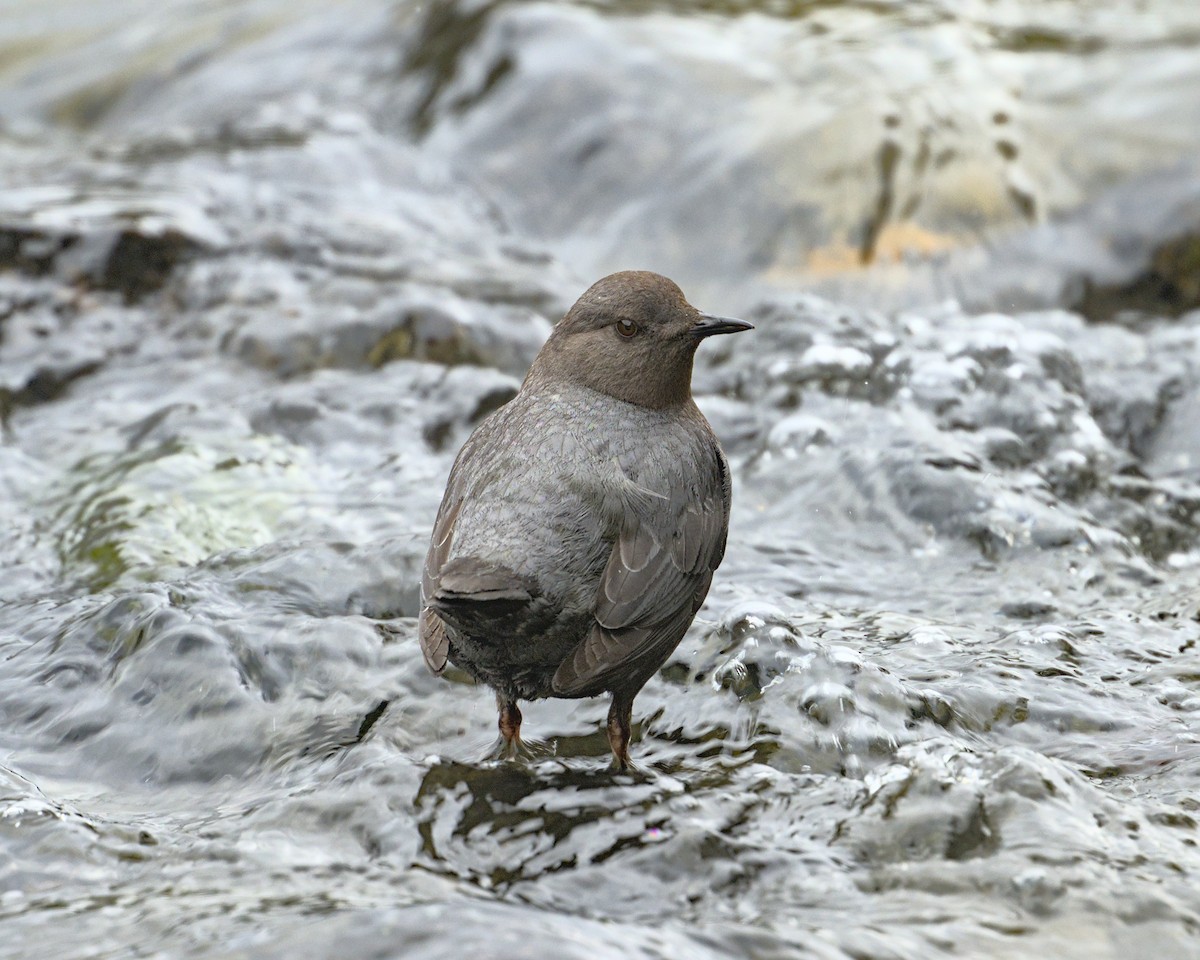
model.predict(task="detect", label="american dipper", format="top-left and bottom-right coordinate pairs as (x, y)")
top-left (419, 271), bottom-right (752, 769)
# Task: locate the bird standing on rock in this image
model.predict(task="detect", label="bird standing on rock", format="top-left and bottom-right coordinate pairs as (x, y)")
top-left (419, 271), bottom-right (752, 769)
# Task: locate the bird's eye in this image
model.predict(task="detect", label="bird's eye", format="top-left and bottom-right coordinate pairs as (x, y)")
top-left (616, 319), bottom-right (638, 338)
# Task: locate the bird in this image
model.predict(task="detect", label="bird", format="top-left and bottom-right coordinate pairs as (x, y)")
top-left (418, 270), bottom-right (752, 769)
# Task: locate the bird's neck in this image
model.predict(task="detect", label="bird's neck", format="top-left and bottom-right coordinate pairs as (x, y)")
top-left (524, 348), bottom-right (694, 411)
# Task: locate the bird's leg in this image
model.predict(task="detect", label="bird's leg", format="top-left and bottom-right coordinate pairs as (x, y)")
top-left (496, 694), bottom-right (522, 758)
top-left (606, 693), bottom-right (634, 772)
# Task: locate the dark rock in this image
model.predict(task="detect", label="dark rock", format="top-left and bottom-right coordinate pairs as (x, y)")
top-left (0, 221), bottom-right (205, 301)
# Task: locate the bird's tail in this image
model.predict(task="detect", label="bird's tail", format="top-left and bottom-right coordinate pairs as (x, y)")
top-left (428, 557), bottom-right (538, 635)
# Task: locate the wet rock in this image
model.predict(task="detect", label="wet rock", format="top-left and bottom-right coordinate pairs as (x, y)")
top-left (1067, 317), bottom-right (1195, 458)
top-left (71, 227), bottom-right (205, 301)
top-left (764, 411), bottom-right (840, 459)
top-left (219, 898), bottom-right (744, 960)
top-left (1076, 227), bottom-right (1200, 322)
top-left (395, 2), bottom-right (1200, 306)
top-left (0, 583), bottom-right (399, 788)
top-left (0, 225), bottom-right (70, 276)
top-left (48, 431), bottom-right (320, 592)
top-left (706, 609), bottom-right (911, 777)
top-left (0, 212), bottom-right (211, 301)
top-left (0, 281), bottom-right (143, 418)
top-left (999, 599), bottom-right (1059, 620)
top-left (836, 743), bottom-right (1000, 865)
top-left (723, 293), bottom-right (1200, 570)
top-left (225, 283), bottom-right (550, 378)
top-left (0, 356), bottom-right (102, 420)
top-left (833, 738), bottom-right (1200, 930)
top-left (1001, 166), bottom-right (1200, 321)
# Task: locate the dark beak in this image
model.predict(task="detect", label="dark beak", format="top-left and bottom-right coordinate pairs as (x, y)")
top-left (692, 312), bottom-right (755, 339)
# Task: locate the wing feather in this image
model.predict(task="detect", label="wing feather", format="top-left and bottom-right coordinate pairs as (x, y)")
top-left (553, 442), bottom-right (730, 697)
top-left (418, 496), bottom-right (462, 673)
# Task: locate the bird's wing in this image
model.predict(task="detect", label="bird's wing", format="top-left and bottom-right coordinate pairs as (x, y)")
top-left (552, 451), bottom-right (730, 696)
top-left (419, 495), bottom-right (462, 673)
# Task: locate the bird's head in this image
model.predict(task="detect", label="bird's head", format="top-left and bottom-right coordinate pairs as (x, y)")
top-left (526, 271), bottom-right (753, 409)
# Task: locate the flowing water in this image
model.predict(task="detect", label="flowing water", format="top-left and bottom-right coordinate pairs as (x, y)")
top-left (1, 1), bottom-right (1199, 957)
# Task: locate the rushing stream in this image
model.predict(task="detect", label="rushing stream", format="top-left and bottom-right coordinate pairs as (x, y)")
top-left (1, 1), bottom-right (1199, 957)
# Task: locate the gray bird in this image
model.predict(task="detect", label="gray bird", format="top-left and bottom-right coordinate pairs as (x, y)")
top-left (418, 271), bottom-right (752, 769)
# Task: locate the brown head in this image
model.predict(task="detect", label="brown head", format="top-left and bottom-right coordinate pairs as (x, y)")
top-left (524, 271), bottom-right (753, 409)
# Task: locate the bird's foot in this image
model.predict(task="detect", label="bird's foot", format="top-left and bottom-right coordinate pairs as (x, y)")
top-left (483, 734), bottom-right (554, 763)
top-left (486, 697), bottom-right (551, 762)
top-left (609, 755), bottom-right (637, 775)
